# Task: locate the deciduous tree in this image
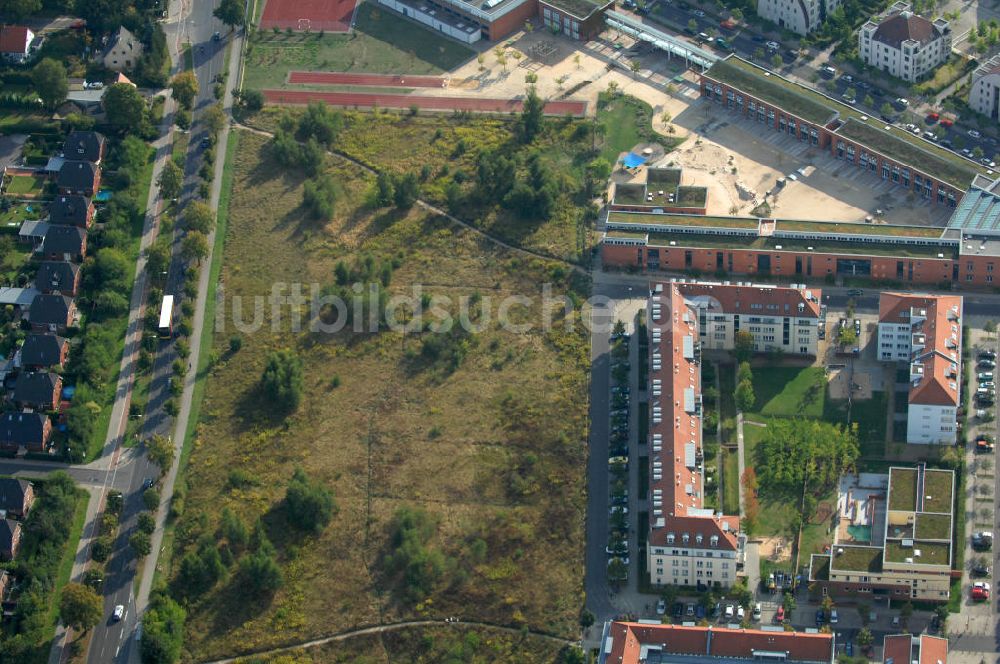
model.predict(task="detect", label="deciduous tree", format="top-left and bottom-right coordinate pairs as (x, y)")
top-left (169, 71), bottom-right (199, 110)
top-left (59, 583), bottom-right (102, 633)
top-left (32, 58), bottom-right (68, 110)
top-left (158, 160), bottom-right (183, 201)
top-left (213, 0), bottom-right (246, 27)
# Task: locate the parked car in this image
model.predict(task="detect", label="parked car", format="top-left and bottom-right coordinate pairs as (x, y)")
top-left (980, 350), bottom-right (997, 360)
top-left (775, 606), bottom-right (785, 622)
top-left (820, 65), bottom-right (836, 78)
top-left (926, 112), bottom-right (939, 123)
top-left (674, 602), bottom-right (684, 618)
top-left (847, 288), bottom-right (863, 297)
top-left (815, 609), bottom-right (825, 625)
top-left (694, 9), bottom-right (705, 16)
top-left (686, 603), bottom-right (696, 617)
top-left (697, 32), bottom-right (710, 42)
top-left (725, 604), bottom-right (735, 619)
top-left (656, 598), bottom-right (667, 615)
top-left (894, 97), bottom-right (909, 109)
top-left (979, 359), bottom-right (997, 369)
top-left (842, 94), bottom-right (856, 105)
top-left (766, 40), bottom-right (780, 50)
top-left (696, 604), bottom-right (706, 619)
top-left (972, 581), bottom-right (991, 600)
top-left (976, 437), bottom-right (995, 453)
top-left (940, 118), bottom-right (954, 128)
top-left (752, 603), bottom-right (762, 621)
top-left (854, 319), bottom-right (861, 337)
top-left (830, 609), bottom-right (839, 624)
top-left (891, 615), bottom-right (900, 628)
top-left (969, 129), bottom-right (982, 139)
top-left (973, 531), bottom-right (994, 550)
top-left (979, 372), bottom-right (994, 381)
top-left (973, 562), bottom-right (992, 577)
top-left (841, 74), bottom-right (854, 83)
top-left (736, 605), bottom-right (745, 620)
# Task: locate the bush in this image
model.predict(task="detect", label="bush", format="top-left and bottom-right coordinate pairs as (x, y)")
top-left (285, 467), bottom-right (337, 533)
top-left (261, 348), bottom-right (304, 412)
top-left (137, 512), bottom-right (156, 534)
top-left (384, 506), bottom-right (450, 602)
top-left (143, 487), bottom-right (161, 511)
top-left (141, 591), bottom-right (185, 664)
top-left (129, 531), bottom-right (152, 557)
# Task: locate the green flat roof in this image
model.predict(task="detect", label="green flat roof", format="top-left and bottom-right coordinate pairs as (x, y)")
top-left (608, 212), bottom-right (759, 230)
top-left (704, 57), bottom-right (839, 125)
top-left (922, 470), bottom-right (954, 514)
top-left (885, 540), bottom-right (950, 566)
top-left (614, 183), bottom-right (647, 205)
top-left (914, 513), bottom-right (952, 540)
top-left (776, 219), bottom-right (946, 239)
top-left (606, 229), bottom-right (648, 240)
top-left (831, 546), bottom-right (884, 573)
top-left (889, 468), bottom-right (918, 511)
top-left (648, 168), bottom-right (682, 188)
top-left (676, 186), bottom-right (708, 208)
top-left (541, 0), bottom-right (604, 18)
top-left (836, 118), bottom-right (982, 190)
top-left (810, 554), bottom-right (831, 580)
top-left (645, 231), bottom-right (957, 259)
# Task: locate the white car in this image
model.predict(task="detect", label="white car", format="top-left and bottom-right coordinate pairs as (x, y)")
top-left (765, 40), bottom-right (780, 50)
top-left (83, 81), bottom-right (104, 90)
top-left (736, 605), bottom-right (746, 620)
top-left (969, 129), bottom-right (982, 138)
top-left (725, 604), bottom-right (735, 619)
top-left (752, 603), bottom-right (762, 621)
top-left (112, 604), bottom-right (125, 622)
top-left (656, 599), bottom-right (667, 615)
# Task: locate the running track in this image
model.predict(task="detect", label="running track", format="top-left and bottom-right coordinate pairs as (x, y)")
top-left (263, 90), bottom-right (588, 115)
top-left (288, 72), bottom-right (447, 88)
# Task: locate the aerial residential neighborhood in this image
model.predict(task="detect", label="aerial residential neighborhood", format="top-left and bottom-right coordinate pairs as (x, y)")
top-left (0, 0), bottom-right (999, 660)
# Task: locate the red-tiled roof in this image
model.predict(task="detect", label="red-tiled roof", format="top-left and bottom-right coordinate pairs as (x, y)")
top-left (882, 634), bottom-right (948, 664)
top-left (646, 284), bottom-right (739, 551)
top-left (879, 292), bottom-right (963, 407)
top-left (0, 26), bottom-right (32, 53)
top-left (883, 634), bottom-right (912, 664)
top-left (606, 623), bottom-right (835, 664)
top-left (918, 635), bottom-right (948, 664)
top-left (675, 282), bottom-right (822, 318)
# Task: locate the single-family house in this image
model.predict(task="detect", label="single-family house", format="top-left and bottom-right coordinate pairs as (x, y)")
top-left (18, 220), bottom-right (49, 247)
top-left (35, 261), bottom-right (81, 296)
top-left (0, 478), bottom-right (35, 519)
top-left (57, 160), bottom-right (100, 197)
top-left (0, 412), bottom-right (51, 453)
top-left (18, 334), bottom-right (69, 370)
top-left (28, 294), bottom-right (75, 333)
top-left (102, 26), bottom-right (143, 72)
top-left (40, 226), bottom-right (87, 263)
top-left (0, 518), bottom-right (22, 561)
top-left (62, 131), bottom-right (106, 164)
top-left (13, 372), bottom-right (62, 411)
top-left (0, 26), bottom-right (35, 64)
top-left (48, 195), bottom-right (95, 228)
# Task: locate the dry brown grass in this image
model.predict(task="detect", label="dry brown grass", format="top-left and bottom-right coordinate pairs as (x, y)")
top-left (231, 624), bottom-right (568, 663)
top-left (173, 131), bottom-right (588, 661)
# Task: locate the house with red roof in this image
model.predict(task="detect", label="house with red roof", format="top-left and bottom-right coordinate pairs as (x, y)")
top-left (877, 293), bottom-right (962, 444)
top-left (0, 26), bottom-right (35, 64)
top-left (883, 634), bottom-right (948, 664)
top-left (600, 622), bottom-right (835, 664)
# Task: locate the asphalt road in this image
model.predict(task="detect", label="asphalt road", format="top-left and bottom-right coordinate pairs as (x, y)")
top-left (86, 2), bottom-right (228, 661)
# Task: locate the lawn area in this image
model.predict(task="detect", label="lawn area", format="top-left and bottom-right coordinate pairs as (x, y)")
top-left (749, 366), bottom-right (825, 419)
top-left (244, 1), bottom-right (474, 90)
top-left (823, 391), bottom-right (888, 457)
top-left (596, 92), bottom-right (678, 165)
top-left (720, 446), bottom-right (740, 514)
top-left (719, 363), bottom-right (736, 442)
top-left (6, 174), bottom-right (48, 196)
top-left (247, 107), bottom-right (593, 261)
top-left (169, 131), bottom-right (589, 660)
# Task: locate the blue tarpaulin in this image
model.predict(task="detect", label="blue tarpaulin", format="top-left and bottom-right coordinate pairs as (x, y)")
top-left (622, 152), bottom-right (647, 168)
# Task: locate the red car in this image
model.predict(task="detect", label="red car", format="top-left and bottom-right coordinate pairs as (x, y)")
top-left (972, 581), bottom-right (991, 601)
top-left (927, 112), bottom-right (939, 123)
top-left (940, 118), bottom-right (954, 128)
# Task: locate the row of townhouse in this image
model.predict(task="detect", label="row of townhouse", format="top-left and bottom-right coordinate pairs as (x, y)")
top-left (644, 281), bottom-right (821, 589)
top-left (0, 131), bottom-right (106, 455)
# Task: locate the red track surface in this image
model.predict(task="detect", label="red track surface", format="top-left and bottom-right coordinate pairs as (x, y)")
top-left (288, 71), bottom-right (446, 88)
top-left (263, 89), bottom-right (588, 115)
top-left (260, 0), bottom-right (357, 32)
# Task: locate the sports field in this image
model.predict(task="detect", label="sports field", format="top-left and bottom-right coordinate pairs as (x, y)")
top-left (260, 0), bottom-right (358, 32)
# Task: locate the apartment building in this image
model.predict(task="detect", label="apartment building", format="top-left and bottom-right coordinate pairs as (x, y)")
top-left (645, 284), bottom-right (743, 589)
top-left (970, 55), bottom-right (1000, 121)
top-left (756, 0), bottom-right (842, 35)
top-left (859, 2), bottom-right (951, 83)
top-left (676, 281), bottom-right (822, 356)
top-left (599, 622), bottom-right (835, 664)
top-left (878, 293), bottom-right (962, 444)
top-left (809, 465), bottom-right (954, 601)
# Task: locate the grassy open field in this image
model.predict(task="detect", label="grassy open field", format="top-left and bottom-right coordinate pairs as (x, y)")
top-left (244, 2), bottom-right (474, 90)
top-left (248, 107), bottom-right (594, 261)
top-left (596, 93), bottom-right (678, 165)
top-left (823, 391), bottom-right (888, 458)
top-left (749, 366), bottom-right (825, 419)
top-left (170, 131), bottom-right (589, 660)
top-left (246, 624), bottom-right (571, 662)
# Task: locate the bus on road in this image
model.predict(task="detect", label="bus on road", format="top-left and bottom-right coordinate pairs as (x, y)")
top-left (158, 295), bottom-right (174, 339)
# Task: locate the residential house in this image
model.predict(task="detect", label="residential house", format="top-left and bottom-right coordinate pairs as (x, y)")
top-left (598, 622), bottom-right (835, 664)
top-left (102, 26), bottom-right (143, 71)
top-left (756, 0), bottom-right (842, 35)
top-left (970, 54), bottom-right (1000, 122)
top-left (18, 334), bottom-right (69, 370)
top-left (28, 294), bottom-right (76, 334)
top-left (0, 26), bottom-right (35, 64)
top-left (0, 478), bottom-right (35, 519)
top-left (859, 2), bottom-right (952, 83)
top-left (18, 220), bottom-right (49, 247)
top-left (0, 518), bottom-right (22, 561)
top-left (13, 372), bottom-right (62, 411)
top-left (645, 284), bottom-right (744, 589)
top-left (61, 131), bottom-right (106, 164)
top-left (40, 226), bottom-right (87, 263)
top-left (0, 412), bottom-right (51, 453)
top-left (878, 293), bottom-right (962, 444)
top-left (57, 160), bottom-right (100, 197)
top-left (674, 281), bottom-right (823, 356)
top-left (48, 195), bottom-right (95, 228)
top-left (884, 634), bottom-right (948, 664)
top-left (35, 262), bottom-right (81, 297)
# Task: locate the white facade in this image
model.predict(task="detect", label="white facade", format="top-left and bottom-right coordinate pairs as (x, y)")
top-left (697, 310), bottom-right (819, 355)
top-left (0, 27), bottom-right (34, 63)
top-left (859, 3), bottom-right (951, 83)
top-left (970, 55), bottom-right (1000, 121)
top-left (877, 321), bottom-right (915, 361)
top-left (648, 542), bottom-right (738, 587)
top-left (755, 0), bottom-right (842, 35)
top-left (906, 403), bottom-right (958, 444)
top-left (375, 0), bottom-right (483, 42)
